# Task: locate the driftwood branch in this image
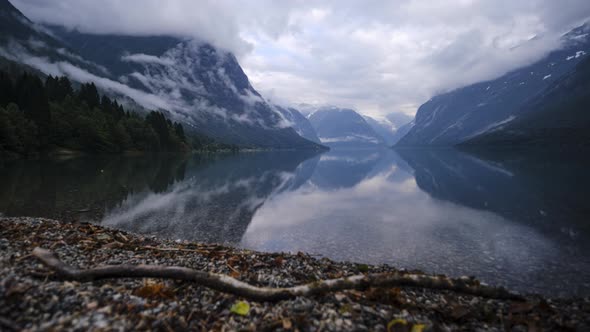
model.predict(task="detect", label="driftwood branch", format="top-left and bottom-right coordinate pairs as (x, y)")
top-left (32, 247), bottom-right (523, 302)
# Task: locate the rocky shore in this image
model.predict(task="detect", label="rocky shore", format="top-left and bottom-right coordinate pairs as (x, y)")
top-left (1, 217), bottom-right (588, 331)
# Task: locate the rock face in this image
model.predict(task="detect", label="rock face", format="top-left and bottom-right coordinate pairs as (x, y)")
top-left (0, 0), bottom-right (322, 149)
top-left (397, 23), bottom-right (590, 146)
top-left (463, 56), bottom-right (590, 146)
top-left (308, 107), bottom-right (385, 148)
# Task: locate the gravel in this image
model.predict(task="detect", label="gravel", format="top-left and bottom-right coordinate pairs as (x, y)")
top-left (1, 217), bottom-right (589, 331)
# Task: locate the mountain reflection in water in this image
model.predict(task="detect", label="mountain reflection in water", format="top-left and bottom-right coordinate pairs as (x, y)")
top-left (1, 148), bottom-right (589, 297)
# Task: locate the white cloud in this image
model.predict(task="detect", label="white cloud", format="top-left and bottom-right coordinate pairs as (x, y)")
top-left (121, 53), bottom-right (176, 66)
top-left (11, 0), bottom-right (590, 117)
top-left (0, 42), bottom-right (174, 111)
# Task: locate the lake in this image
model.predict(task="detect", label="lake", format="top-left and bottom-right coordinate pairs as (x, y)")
top-left (1, 148), bottom-right (589, 297)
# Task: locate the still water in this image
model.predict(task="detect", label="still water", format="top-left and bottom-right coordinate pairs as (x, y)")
top-left (1, 148), bottom-right (589, 297)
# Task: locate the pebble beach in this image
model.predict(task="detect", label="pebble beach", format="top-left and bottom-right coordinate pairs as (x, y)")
top-left (1, 217), bottom-right (589, 331)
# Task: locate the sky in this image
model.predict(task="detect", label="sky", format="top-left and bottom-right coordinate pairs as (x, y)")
top-left (11, 0), bottom-right (590, 118)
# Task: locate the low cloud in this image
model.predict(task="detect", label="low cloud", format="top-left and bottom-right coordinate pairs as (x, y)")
top-left (121, 53), bottom-right (176, 66)
top-left (11, 0), bottom-right (590, 117)
top-left (0, 41), bottom-right (174, 111)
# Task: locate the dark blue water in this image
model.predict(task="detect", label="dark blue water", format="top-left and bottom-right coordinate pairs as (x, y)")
top-left (1, 148), bottom-right (589, 297)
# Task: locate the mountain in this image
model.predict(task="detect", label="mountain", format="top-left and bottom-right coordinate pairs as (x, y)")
top-left (362, 116), bottom-right (398, 145)
top-left (0, 0), bottom-right (105, 76)
top-left (385, 112), bottom-right (414, 128)
top-left (273, 105), bottom-right (321, 144)
top-left (0, 0), bottom-right (323, 149)
top-left (397, 23), bottom-right (590, 146)
top-left (463, 55), bottom-right (590, 147)
top-left (308, 107), bottom-right (386, 148)
top-left (362, 112), bottom-right (415, 146)
top-left (46, 27), bottom-right (323, 149)
top-left (389, 120), bottom-right (415, 145)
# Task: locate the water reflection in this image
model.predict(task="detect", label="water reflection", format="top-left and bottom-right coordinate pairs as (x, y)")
top-left (0, 155), bottom-right (187, 221)
top-left (1, 148), bottom-right (589, 296)
top-left (101, 151), bottom-right (320, 244)
top-left (243, 149), bottom-right (590, 296)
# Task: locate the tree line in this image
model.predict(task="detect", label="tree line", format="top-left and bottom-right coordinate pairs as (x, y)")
top-left (0, 70), bottom-right (233, 158)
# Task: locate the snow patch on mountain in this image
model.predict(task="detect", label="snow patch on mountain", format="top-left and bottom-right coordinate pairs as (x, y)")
top-left (465, 115), bottom-right (517, 140)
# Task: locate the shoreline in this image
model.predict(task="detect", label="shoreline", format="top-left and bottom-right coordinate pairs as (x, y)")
top-left (1, 217), bottom-right (588, 331)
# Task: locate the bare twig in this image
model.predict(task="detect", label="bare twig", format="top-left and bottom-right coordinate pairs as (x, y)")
top-left (142, 246), bottom-right (210, 254)
top-left (32, 247), bottom-right (523, 302)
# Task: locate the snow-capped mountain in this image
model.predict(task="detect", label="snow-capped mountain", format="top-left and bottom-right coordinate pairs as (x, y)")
top-left (397, 23), bottom-right (590, 146)
top-left (0, 0), bottom-right (323, 149)
top-left (463, 55), bottom-right (590, 146)
top-left (308, 107), bottom-right (386, 148)
top-left (273, 105), bottom-right (321, 144)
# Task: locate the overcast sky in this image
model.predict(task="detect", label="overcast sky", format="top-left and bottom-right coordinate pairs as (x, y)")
top-left (12, 0), bottom-right (590, 118)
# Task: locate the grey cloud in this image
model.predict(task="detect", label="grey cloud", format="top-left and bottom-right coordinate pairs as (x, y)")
top-left (121, 53), bottom-right (176, 66)
top-left (10, 0), bottom-right (590, 117)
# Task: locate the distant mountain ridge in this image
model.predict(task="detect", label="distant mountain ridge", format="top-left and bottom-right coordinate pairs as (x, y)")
top-left (308, 107), bottom-right (386, 148)
top-left (0, 0), bottom-right (323, 149)
top-left (273, 105), bottom-right (321, 144)
top-left (397, 23), bottom-right (590, 146)
top-left (362, 114), bottom-right (414, 146)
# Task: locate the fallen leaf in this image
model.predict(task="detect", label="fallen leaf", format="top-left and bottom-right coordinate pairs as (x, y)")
top-left (282, 318), bottom-right (292, 330)
top-left (5, 282), bottom-right (30, 297)
top-left (509, 302), bottom-right (534, 314)
top-left (388, 318), bottom-right (409, 332)
top-left (134, 282), bottom-right (175, 299)
top-left (230, 301), bottom-right (250, 316)
top-left (411, 324), bottom-right (426, 332)
top-left (450, 305), bottom-right (470, 320)
top-left (357, 264), bottom-right (369, 272)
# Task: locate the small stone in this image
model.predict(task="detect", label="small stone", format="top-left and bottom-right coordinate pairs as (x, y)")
top-left (96, 234), bottom-right (112, 241)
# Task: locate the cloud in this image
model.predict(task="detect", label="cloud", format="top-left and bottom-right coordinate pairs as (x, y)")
top-left (385, 112), bottom-right (413, 127)
top-left (0, 41), bottom-right (174, 110)
top-left (10, 0), bottom-right (590, 117)
top-left (121, 53), bottom-right (175, 66)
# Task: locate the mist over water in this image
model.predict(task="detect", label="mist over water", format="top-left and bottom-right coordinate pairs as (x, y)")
top-left (1, 148), bottom-right (589, 297)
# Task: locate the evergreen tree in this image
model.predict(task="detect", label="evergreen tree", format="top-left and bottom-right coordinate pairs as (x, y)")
top-left (78, 82), bottom-right (100, 109)
top-left (0, 69), bottom-right (225, 156)
top-left (15, 73), bottom-right (51, 133)
top-left (0, 71), bottom-right (15, 107)
top-left (146, 111), bottom-right (171, 150)
top-left (45, 75), bottom-right (73, 102)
